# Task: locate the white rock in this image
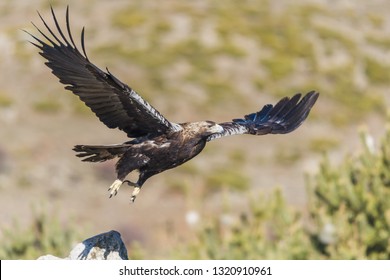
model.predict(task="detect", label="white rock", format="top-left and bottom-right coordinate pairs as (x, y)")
top-left (37, 230), bottom-right (128, 260)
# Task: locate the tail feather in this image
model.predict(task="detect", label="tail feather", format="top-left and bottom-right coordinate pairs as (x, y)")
top-left (73, 144), bottom-right (129, 162)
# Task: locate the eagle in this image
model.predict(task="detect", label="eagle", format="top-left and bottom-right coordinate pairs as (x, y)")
top-left (27, 7), bottom-right (319, 202)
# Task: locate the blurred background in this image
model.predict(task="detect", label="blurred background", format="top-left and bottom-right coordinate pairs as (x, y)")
top-left (1, 0), bottom-right (389, 259)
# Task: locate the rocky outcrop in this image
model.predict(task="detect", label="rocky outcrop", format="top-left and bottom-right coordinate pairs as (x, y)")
top-left (38, 230), bottom-right (128, 260)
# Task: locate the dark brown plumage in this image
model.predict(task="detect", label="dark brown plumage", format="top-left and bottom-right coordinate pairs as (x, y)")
top-left (28, 7), bottom-right (319, 202)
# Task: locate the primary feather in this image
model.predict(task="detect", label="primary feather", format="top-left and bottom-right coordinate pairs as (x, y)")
top-left (207, 91), bottom-right (319, 141)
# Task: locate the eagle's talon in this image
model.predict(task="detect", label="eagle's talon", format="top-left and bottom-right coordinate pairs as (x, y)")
top-left (130, 186), bottom-right (141, 203)
top-left (108, 179), bottom-right (123, 198)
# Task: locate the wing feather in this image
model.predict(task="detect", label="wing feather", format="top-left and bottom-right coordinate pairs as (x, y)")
top-left (27, 7), bottom-right (181, 138)
top-left (207, 91), bottom-right (319, 141)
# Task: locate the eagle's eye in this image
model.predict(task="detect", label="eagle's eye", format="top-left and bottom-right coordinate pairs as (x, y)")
top-left (206, 121), bottom-right (215, 127)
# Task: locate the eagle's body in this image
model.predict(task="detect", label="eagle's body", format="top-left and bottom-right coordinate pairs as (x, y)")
top-left (28, 8), bottom-right (319, 202)
top-left (76, 121), bottom-right (222, 196)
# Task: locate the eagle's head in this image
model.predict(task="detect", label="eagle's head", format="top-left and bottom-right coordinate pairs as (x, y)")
top-left (182, 121), bottom-right (224, 138)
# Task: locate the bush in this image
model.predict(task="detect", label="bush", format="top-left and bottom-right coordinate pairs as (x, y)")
top-left (308, 126), bottom-right (390, 259)
top-left (0, 209), bottom-right (81, 259)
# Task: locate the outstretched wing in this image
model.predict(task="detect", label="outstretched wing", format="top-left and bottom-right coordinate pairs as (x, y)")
top-left (27, 7), bottom-right (181, 138)
top-left (207, 91), bottom-right (319, 141)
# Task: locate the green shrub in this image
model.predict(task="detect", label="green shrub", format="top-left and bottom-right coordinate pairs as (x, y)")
top-left (364, 56), bottom-right (390, 85)
top-left (261, 55), bottom-right (295, 80)
top-left (0, 92), bottom-right (13, 107)
top-left (111, 9), bottom-right (147, 29)
top-left (206, 166), bottom-right (250, 192)
top-left (307, 126), bottom-right (390, 259)
top-left (33, 99), bottom-right (62, 113)
top-left (0, 209), bottom-right (81, 259)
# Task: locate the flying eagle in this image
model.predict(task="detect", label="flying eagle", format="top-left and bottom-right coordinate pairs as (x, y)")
top-left (28, 8), bottom-right (319, 202)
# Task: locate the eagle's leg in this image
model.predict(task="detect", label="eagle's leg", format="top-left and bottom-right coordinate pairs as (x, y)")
top-left (107, 179), bottom-right (140, 201)
top-left (122, 180), bottom-right (141, 203)
top-left (107, 179), bottom-right (138, 198)
top-left (108, 179), bottom-right (124, 198)
top-left (110, 153), bottom-right (149, 200)
top-left (127, 171), bottom-right (154, 203)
